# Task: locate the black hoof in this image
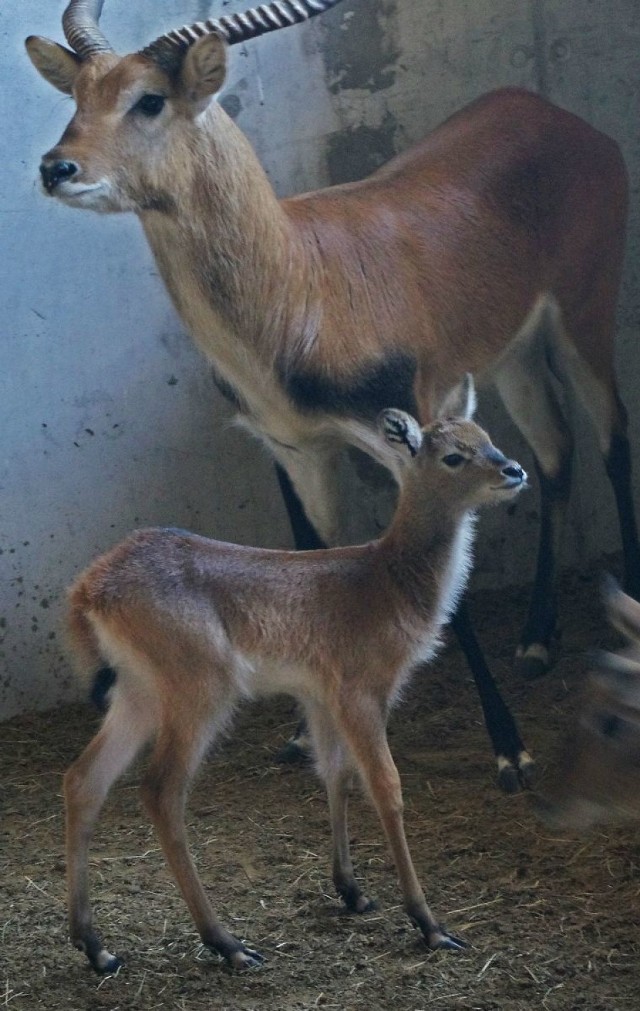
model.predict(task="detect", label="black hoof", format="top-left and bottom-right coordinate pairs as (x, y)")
top-left (497, 763), bottom-right (521, 795)
top-left (88, 951), bottom-right (123, 975)
top-left (345, 894), bottom-right (377, 914)
top-left (497, 751), bottom-right (535, 794)
top-left (515, 644), bottom-right (551, 680)
top-left (435, 934), bottom-right (467, 952)
top-left (275, 738), bottom-right (312, 765)
top-left (227, 944), bottom-right (264, 971)
top-left (429, 927), bottom-right (467, 952)
top-left (518, 753), bottom-right (536, 790)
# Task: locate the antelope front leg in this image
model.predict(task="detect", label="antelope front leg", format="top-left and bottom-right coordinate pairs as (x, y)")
top-left (338, 704), bottom-right (466, 951)
top-left (451, 600), bottom-right (535, 792)
top-left (270, 441), bottom-right (343, 550)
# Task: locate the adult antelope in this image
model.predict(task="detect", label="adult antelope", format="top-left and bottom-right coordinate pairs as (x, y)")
top-left (63, 378), bottom-right (527, 973)
top-left (26, 0), bottom-right (639, 790)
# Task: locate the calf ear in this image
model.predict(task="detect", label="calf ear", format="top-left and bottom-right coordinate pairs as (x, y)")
top-left (438, 373), bottom-right (476, 420)
top-left (25, 37), bottom-right (82, 95)
top-left (378, 409), bottom-right (423, 461)
top-left (602, 575), bottom-right (640, 645)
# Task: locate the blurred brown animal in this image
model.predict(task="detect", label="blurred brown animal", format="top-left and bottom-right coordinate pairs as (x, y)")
top-left (539, 580), bottom-right (640, 831)
top-left (63, 378), bottom-right (526, 973)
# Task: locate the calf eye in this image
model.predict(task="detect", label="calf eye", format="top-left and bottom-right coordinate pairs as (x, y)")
top-left (442, 453), bottom-right (465, 468)
top-left (134, 94), bottom-right (166, 117)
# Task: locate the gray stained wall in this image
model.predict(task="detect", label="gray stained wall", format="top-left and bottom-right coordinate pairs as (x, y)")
top-left (2, 0), bottom-right (639, 717)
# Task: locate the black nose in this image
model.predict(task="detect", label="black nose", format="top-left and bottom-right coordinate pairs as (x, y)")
top-left (502, 462), bottom-right (525, 482)
top-left (40, 159), bottom-right (79, 193)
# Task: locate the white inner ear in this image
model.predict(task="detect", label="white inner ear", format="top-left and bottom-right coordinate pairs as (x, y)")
top-left (461, 375), bottom-right (477, 420)
top-left (438, 374), bottom-right (477, 420)
top-left (378, 409), bottom-right (423, 460)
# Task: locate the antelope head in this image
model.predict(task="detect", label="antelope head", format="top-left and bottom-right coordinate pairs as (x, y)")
top-left (25, 0), bottom-right (344, 213)
top-left (380, 375), bottom-right (528, 513)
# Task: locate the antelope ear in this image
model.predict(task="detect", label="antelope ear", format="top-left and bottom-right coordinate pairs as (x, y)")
top-left (378, 409), bottom-right (423, 461)
top-left (438, 373), bottom-right (477, 421)
top-left (25, 36), bottom-right (82, 95)
top-left (180, 34), bottom-right (227, 105)
top-left (602, 574), bottom-right (640, 645)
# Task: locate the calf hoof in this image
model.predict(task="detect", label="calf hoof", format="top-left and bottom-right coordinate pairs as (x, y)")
top-left (353, 895), bottom-right (376, 914)
top-left (275, 732), bottom-right (312, 765)
top-left (433, 934), bottom-right (467, 952)
top-left (83, 946), bottom-right (123, 975)
top-left (337, 881), bottom-right (377, 914)
top-left (227, 944), bottom-right (264, 971)
top-left (515, 643), bottom-right (550, 680)
top-left (427, 926), bottom-right (468, 952)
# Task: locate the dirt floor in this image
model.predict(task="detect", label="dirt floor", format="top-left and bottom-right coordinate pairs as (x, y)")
top-left (2, 565), bottom-right (640, 1011)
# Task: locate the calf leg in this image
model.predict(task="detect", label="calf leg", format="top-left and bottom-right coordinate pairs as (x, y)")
top-left (64, 691), bottom-right (155, 973)
top-left (140, 715), bottom-right (263, 971)
top-left (304, 701), bottom-right (374, 913)
top-left (336, 699), bottom-right (464, 951)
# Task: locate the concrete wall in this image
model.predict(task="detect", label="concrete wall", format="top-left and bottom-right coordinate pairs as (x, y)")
top-left (2, 0), bottom-right (639, 718)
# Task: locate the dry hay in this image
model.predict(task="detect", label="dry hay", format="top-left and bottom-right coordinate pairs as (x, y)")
top-left (2, 565), bottom-right (640, 1010)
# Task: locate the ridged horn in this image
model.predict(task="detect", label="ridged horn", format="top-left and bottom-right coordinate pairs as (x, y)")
top-left (62, 0), bottom-right (114, 59)
top-left (140, 0), bottom-right (345, 69)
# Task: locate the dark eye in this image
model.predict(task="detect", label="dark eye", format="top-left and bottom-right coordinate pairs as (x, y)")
top-left (442, 453), bottom-right (465, 468)
top-left (134, 94), bottom-right (166, 117)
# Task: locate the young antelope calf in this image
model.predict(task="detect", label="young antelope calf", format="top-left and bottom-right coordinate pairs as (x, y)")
top-left (539, 579), bottom-right (640, 831)
top-left (64, 377), bottom-right (526, 973)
